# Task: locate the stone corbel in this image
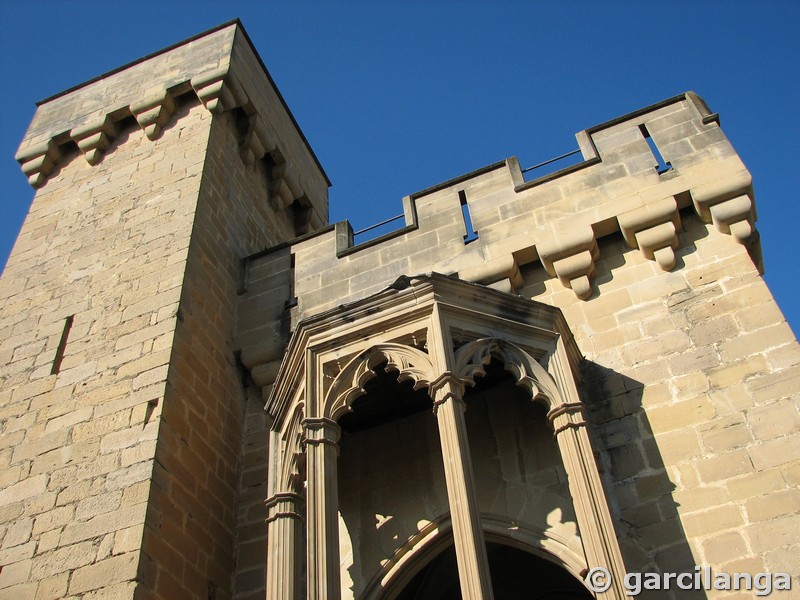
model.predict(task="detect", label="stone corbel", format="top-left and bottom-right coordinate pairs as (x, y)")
top-left (71, 118), bottom-right (116, 165)
top-left (708, 195), bottom-right (755, 244)
top-left (690, 170), bottom-right (756, 244)
top-left (537, 228), bottom-right (599, 300)
top-left (240, 342), bottom-right (285, 387)
top-left (459, 255), bottom-right (523, 294)
top-left (130, 91), bottom-right (175, 140)
top-left (16, 139), bottom-right (61, 189)
top-left (618, 197), bottom-right (681, 270)
top-left (241, 117), bottom-right (275, 166)
top-left (191, 67), bottom-right (247, 114)
top-left (268, 161), bottom-right (298, 208)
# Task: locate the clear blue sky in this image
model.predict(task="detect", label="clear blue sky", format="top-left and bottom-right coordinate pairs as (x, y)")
top-left (1, 1), bottom-right (797, 335)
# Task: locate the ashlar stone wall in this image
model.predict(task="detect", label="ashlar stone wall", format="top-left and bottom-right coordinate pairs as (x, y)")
top-left (239, 91), bottom-right (799, 597)
top-left (0, 98), bottom-right (213, 599)
top-left (1, 21), bottom-right (328, 600)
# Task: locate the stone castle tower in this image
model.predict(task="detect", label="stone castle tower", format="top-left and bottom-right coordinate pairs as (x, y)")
top-left (0, 20), bottom-right (798, 600)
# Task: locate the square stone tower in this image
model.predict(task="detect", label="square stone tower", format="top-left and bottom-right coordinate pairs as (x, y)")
top-left (0, 21), bottom-right (328, 599)
top-left (1, 19), bottom-right (798, 600)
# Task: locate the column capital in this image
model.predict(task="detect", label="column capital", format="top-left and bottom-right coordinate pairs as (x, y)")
top-left (265, 492), bottom-right (304, 524)
top-left (302, 417), bottom-right (341, 448)
top-left (429, 372), bottom-right (466, 414)
top-left (546, 402), bottom-right (587, 435)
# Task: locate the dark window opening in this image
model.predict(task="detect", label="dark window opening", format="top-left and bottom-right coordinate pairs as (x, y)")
top-left (639, 124), bottom-right (672, 174)
top-left (459, 190), bottom-right (478, 243)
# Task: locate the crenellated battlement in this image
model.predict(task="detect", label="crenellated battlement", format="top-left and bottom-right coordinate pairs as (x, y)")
top-left (237, 92), bottom-right (761, 382)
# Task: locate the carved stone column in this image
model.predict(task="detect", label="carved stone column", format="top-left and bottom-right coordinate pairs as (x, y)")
top-left (265, 491), bottom-right (303, 600)
top-left (303, 417), bottom-right (341, 600)
top-left (548, 403), bottom-right (627, 600)
top-left (430, 374), bottom-right (495, 600)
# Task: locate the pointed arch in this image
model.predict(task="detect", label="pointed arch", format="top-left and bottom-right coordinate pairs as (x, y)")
top-left (359, 514), bottom-right (591, 600)
top-left (454, 337), bottom-right (564, 409)
top-left (279, 402), bottom-right (306, 493)
top-left (325, 343), bottom-right (435, 421)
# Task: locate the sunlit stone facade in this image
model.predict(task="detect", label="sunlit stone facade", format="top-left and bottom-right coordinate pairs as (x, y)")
top-left (1, 19), bottom-right (798, 600)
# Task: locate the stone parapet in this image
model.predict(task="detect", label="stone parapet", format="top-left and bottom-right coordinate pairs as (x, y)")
top-left (237, 92), bottom-right (761, 377)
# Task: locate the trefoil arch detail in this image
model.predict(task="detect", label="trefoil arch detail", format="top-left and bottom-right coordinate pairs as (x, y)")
top-left (454, 337), bottom-right (564, 410)
top-left (325, 343), bottom-right (435, 421)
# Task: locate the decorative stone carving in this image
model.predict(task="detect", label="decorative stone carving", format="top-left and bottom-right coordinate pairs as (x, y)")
top-left (537, 228), bottom-right (599, 300)
top-left (324, 343), bottom-right (434, 421)
top-left (71, 118), bottom-right (116, 165)
top-left (618, 197), bottom-right (681, 270)
top-left (454, 337), bottom-right (553, 403)
top-left (130, 90), bottom-right (176, 140)
top-left (15, 139), bottom-right (60, 188)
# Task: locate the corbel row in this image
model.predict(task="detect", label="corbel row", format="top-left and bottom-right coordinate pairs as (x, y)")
top-left (17, 67), bottom-right (310, 212)
top-left (17, 88), bottom-right (180, 187)
top-left (459, 183), bottom-right (756, 301)
top-left (192, 68), bottom-right (307, 210)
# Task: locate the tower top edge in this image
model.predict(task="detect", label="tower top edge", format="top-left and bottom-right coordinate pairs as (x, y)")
top-left (15, 19), bottom-right (331, 189)
top-left (35, 19), bottom-right (243, 108)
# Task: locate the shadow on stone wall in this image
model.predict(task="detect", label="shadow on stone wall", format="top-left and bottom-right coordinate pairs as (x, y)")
top-left (582, 360), bottom-right (706, 599)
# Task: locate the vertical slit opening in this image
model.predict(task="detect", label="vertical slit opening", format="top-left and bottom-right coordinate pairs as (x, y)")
top-left (286, 253), bottom-right (298, 308)
top-left (51, 315), bottom-right (74, 375)
top-left (639, 124), bottom-right (672, 174)
top-left (459, 190), bottom-right (478, 243)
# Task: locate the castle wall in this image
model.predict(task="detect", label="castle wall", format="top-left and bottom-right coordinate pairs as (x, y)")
top-left (0, 97), bottom-right (213, 598)
top-left (1, 21), bottom-right (329, 600)
top-left (142, 105), bottom-right (300, 600)
top-left (524, 217), bottom-right (800, 579)
top-left (239, 91), bottom-right (800, 595)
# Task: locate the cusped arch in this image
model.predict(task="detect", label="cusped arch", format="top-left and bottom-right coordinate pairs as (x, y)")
top-left (278, 402), bottom-right (306, 493)
top-left (325, 343), bottom-right (435, 421)
top-left (454, 337), bottom-right (564, 409)
top-left (360, 514), bottom-right (589, 600)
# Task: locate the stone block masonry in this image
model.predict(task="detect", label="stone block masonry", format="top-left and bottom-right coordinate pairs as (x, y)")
top-left (1, 17), bottom-right (798, 600)
top-left (237, 91), bottom-right (799, 596)
top-left (1, 21), bottom-right (327, 600)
